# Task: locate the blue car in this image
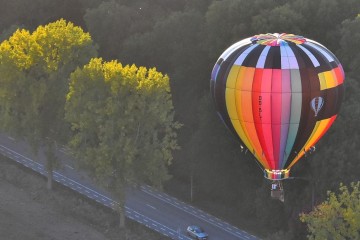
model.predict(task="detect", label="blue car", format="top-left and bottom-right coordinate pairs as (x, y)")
top-left (187, 225), bottom-right (208, 240)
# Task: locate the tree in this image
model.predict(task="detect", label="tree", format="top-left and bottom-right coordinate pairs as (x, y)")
top-left (123, 10), bottom-right (209, 129)
top-left (0, 19), bottom-right (97, 189)
top-left (291, 0), bottom-right (360, 50)
top-left (300, 182), bottom-right (360, 240)
top-left (84, 1), bottom-right (139, 60)
top-left (339, 14), bottom-right (360, 77)
top-left (65, 58), bottom-right (180, 228)
top-left (250, 3), bottom-right (305, 34)
top-left (0, 0), bottom-right (88, 34)
top-left (204, 0), bottom-right (283, 60)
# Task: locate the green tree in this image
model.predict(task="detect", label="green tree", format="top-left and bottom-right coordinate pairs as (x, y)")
top-left (291, 0), bottom-right (360, 50)
top-left (300, 182), bottom-right (360, 240)
top-left (84, 1), bottom-right (138, 60)
top-left (339, 14), bottom-right (360, 77)
top-left (123, 10), bottom-right (208, 126)
top-left (0, 19), bottom-right (97, 189)
top-left (65, 58), bottom-right (180, 228)
top-left (250, 3), bottom-right (305, 34)
top-left (204, 0), bottom-right (281, 59)
top-left (0, 0), bottom-right (88, 33)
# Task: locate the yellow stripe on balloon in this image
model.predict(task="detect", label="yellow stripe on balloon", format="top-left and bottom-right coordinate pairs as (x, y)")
top-left (288, 118), bottom-right (331, 169)
top-left (238, 94), bottom-right (267, 167)
top-left (235, 66), bottom-right (247, 90)
top-left (225, 73), bottom-right (257, 161)
top-left (318, 72), bottom-right (327, 90)
top-left (306, 119), bottom-right (332, 147)
top-left (225, 66), bottom-right (268, 168)
top-left (225, 88), bottom-right (238, 119)
top-left (244, 121), bottom-right (269, 168)
top-left (234, 90), bottom-right (253, 149)
top-left (319, 70), bottom-right (337, 90)
top-left (227, 88), bottom-right (266, 166)
top-left (324, 71), bottom-right (336, 88)
top-left (241, 67), bottom-right (255, 91)
top-left (226, 65), bottom-right (240, 89)
top-left (231, 119), bottom-right (269, 168)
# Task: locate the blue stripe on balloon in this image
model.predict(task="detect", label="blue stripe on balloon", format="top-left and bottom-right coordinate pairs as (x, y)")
top-left (234, 44), bottom-right (259, 66)
top-left (305, 41), bottom-right (334, 62)
top-left (280, 44), bottom-right (299, 69)
top-left (256, 46), bottom-right (271, 68)
top-left (297, 45), bottom-right (320, 67)
top-left (219, 38), bottom-right (252, 61)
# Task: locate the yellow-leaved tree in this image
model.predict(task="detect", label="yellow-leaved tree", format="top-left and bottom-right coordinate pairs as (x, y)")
top-left (0, 19), bottom-right (97, 189)
top-left (65, 58), bottom-right (181, 228)
top-left (300, 182), bottom-right (360, 240)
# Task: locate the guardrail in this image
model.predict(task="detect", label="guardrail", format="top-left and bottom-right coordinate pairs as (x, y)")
top-left (0, 144), bottom-right (191, 240)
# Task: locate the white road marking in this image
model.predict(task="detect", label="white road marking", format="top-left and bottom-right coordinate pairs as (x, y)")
top-left (65, 164), bottom-right (74, 170)
top-left (0, 141), bottom-right (255, 240)
top-left (141, 186), bottom-right (252, 239)
top-left (146, 204), bottom-right (156, 210)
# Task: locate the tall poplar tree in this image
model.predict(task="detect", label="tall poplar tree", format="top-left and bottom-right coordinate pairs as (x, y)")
top-left (0, 19), bottom-right (97, 189)
top-left (65, 58), bottom-right (180, 228)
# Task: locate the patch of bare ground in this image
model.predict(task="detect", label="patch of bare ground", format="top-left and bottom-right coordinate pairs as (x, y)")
top-left (0, 156), bottom-right (168, 240)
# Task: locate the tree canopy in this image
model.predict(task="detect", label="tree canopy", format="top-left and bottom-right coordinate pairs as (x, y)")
top-left (1, 0), bottom-right (360, 238)
top-left (65, 58), bottom-right (180, 226)
top-left (65, 57), bottom-right (180, 186)
top-left (0, 19), bottom-right (97, 188)
top-left (300, 182), bottom-right (360, 240)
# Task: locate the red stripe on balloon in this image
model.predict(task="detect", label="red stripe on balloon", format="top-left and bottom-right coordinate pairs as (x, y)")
top-left (271, 69), bottom-right (282, 169)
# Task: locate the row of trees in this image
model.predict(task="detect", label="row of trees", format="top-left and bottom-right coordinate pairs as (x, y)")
top-left (0, 19), bottom-right (180, 229)
top-left (0, 20), bottom-right (96, 189)
top-left (1, 0), bottom-right (360, 238)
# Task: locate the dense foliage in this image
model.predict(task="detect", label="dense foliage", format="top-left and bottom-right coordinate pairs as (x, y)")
top-left (300, 182), bottom-right (360, 240)
top-left (65, 58), bottom-right (180, 227)
top-left (0, 19), bottom-right (97, 189)
top-left (1, 0), bottom-right (359, 238)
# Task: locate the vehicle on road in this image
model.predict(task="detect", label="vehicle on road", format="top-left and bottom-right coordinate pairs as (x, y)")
top-left (186, 225), bottom-right (208, 240)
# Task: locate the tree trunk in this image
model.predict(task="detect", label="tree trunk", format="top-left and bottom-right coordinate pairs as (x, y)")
top-left (117, 183), bottom-right (126, 229)
top-left (47, 168), bottom-right (53, 190)
top-left (119, 209), bottom-right (126, 229)
top-left (190, 173), bottom-right (194, 202)
top-left (45, 141), bottom-right (56, 190)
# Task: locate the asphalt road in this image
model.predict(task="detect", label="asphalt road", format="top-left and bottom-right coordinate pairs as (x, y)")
top-left (0, 133), bottom-right (259, 240)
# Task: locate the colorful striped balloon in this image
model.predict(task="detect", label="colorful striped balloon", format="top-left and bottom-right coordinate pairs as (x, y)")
top-left (211, 33), bottom-right (344, 180)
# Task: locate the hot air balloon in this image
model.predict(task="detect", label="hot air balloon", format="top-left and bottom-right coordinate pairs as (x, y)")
top-left (210, 33), bottom-right (344, 201)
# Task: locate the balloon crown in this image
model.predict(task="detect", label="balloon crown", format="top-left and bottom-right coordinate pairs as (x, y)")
top-left (250, 33), bottom-right (306, 46)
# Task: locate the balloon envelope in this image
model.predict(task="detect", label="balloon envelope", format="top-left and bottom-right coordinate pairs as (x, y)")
top-left (210, 33), bottom-right (344, 180)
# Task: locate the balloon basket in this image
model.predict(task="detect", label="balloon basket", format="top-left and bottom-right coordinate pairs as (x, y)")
top-left (264, 169), bottom-right (290, 180)
top-left (270, 180), bottom-right (284, 202)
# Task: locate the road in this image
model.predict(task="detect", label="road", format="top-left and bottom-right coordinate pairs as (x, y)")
top-left (0, 133), bottom-right (259, 240)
